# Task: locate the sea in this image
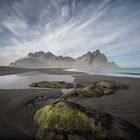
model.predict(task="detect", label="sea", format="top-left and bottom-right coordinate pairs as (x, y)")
top-left (66, 68), bottom-right (140, 78)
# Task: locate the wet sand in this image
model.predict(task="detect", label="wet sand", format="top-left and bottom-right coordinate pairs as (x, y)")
top-left (0, 66), bottom-right (35, 76)
top-left (0, 66), bottom-right (85, 76)
top-left (0, 67), bottom-right (140, 139)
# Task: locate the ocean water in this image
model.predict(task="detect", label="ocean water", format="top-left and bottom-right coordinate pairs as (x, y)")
top-left (66, 68), bottom-right (140, 78)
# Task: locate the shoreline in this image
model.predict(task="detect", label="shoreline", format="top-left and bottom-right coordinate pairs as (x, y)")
top-left (0, 66), bottom-right (35, 76)
top-left (66, 68), bottom-right (140, 79)
top-left (0, 66), bottom-right (86, 76)
top-left (1, 66), bottom-right (140, 79)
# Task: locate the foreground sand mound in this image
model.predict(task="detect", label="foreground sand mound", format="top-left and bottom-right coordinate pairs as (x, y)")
top-left (34, 100), bottom-right (140, 140)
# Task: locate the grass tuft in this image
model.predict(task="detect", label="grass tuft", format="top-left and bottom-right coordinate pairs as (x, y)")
top-left (68, 80), bottom-right (128, 98)
top-left (34, 101), bottom-right (98, 139)
top-left (29, 81), bottom-right (74, 88)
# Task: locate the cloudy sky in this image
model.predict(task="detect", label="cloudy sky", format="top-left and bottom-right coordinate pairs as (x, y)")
top-left (0, 0), bottom-right (140, 67)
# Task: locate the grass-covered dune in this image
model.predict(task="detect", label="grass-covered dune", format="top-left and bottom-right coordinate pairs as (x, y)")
top-left (30, 80), bottom-right (128, 98)
top-left (34, 100), bottom-right (140, 140)
top-left (67, 80), bottom-right (128, 98)
top-left (30, 81), bottom-right (74, 89)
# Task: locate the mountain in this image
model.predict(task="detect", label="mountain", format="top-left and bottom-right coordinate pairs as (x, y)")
top-left (9, 50), bottom-right (118, 68)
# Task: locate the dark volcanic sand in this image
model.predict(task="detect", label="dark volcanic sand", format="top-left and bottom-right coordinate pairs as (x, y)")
top-left (0, 89), bottom-right (63, 139)
top-left (0, 66), bottom-right (36, 76)
top-left (0, 67), bottom-right (140, 139)
top-left (70, 74), bottom-right (140, 128)
top-left (0, 66), bottom-right (85, 76)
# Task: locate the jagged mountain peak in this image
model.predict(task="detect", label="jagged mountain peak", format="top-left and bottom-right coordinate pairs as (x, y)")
top-left (9, 50), bottom-right (118, 68)
top-left (92, 49), bottom-right (100, 54)
top-left (81, 50), bottom-right (101, 57)
top-left (35, 51), bottom-right (45, 55)
top-left (46, 51), bottom-right (54, 56)
top-left (27, 51), bottom-right (55, 58)
top-left (85, 51), bottom-right (92, 56)
top-left (28, 51), bottom-right (45, 57)
top-left (92, 49), bottom-right (102, 56)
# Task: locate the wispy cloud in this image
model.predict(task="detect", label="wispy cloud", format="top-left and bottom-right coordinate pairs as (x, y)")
top-left (0, 0), bottom-right (140, 67)
top-left (2, 17), bottom-right (28, 35)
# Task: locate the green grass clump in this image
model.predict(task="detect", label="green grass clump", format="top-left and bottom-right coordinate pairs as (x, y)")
top-left (34, 101), bottom-right (96, 139)
top-left (96, 81), bottom-right (113, 89)
top-left (103, 89), bottom-right (115, 95)
top-left (94, 81), bottom-right (118, 95)
top-left (70, 87), bottom-right (96, 97)
top-left (68, 80), bottom-right (127, 98)
top-left (34, 100), bottom-right (135, 140)
top-left (29, 81), bottom-right (73, 88)
top-left (68, 81), bottom-right (116, 98)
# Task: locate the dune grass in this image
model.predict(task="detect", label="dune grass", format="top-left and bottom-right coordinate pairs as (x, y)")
top-left (34, 101), bottom-right (101, 139)
top-left (34, 100), bottom-right (126, 140)
top-left (70, 86), bottom-right (96, 97)
top-left (68, 80), bottom-right (127, 98)
top-left (30, 81), bottom-right (74, 88)
top-left (30, 80), bottom-right (128, 98)
top-left (96, 81), bottom-right (113, 89)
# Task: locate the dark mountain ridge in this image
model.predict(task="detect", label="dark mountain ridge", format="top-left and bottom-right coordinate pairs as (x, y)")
top-left (9, 50), bottom-right (118, 68)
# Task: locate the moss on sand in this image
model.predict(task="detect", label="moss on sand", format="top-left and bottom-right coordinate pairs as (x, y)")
top-left (30, 80), bottom-right (128, 98)
top-left (30, 81), bottom-right (73, 88)
top-left (68, 80), bottom-right (128, 98)
top-left (34, 101), bottom-right (96, 139)
top-left (69, 86), bottom-right (96, 97)
top-left (34, 101), bottom-right (139, 140)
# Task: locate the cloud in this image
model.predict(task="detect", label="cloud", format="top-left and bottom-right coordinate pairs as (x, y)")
top-left (2, 17), bottom-right (28, 35)
top-left (0, 0), bottom-right (140, 67)
top-left (61, 5), bottom-right (70, 17)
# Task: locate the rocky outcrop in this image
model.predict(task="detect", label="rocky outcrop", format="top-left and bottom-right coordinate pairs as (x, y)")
top-left (9, 50), bottom-right (118, 68)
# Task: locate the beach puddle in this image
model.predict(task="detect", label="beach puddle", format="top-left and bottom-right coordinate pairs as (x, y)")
top-left (60, 88), bottom-right (73, 95)
top-left (0, 71), bottom-right (74, 89)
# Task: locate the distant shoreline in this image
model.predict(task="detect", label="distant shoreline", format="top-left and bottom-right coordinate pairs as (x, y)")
top-left (0, 66), bottom-right (35, 76)
top-left (0, 66), bottom-right (86, 76)
top-left (0, 66), bottom-right (140, 79)
top-left (66, 68), bottom-right (140, 78)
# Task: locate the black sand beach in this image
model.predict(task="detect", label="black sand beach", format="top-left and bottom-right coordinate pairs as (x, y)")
top-left (72, 74), bottom-right (140, 128)
top-left (0, 66), bottom-right (85, 76)
top-left (0, 67), bottom-right (140, 139)
top-left (0, 89), bottom-right (63, 139)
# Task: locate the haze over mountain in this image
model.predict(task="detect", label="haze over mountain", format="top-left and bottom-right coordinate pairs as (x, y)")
top-left (9, 50), bottom-right (117, 68)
